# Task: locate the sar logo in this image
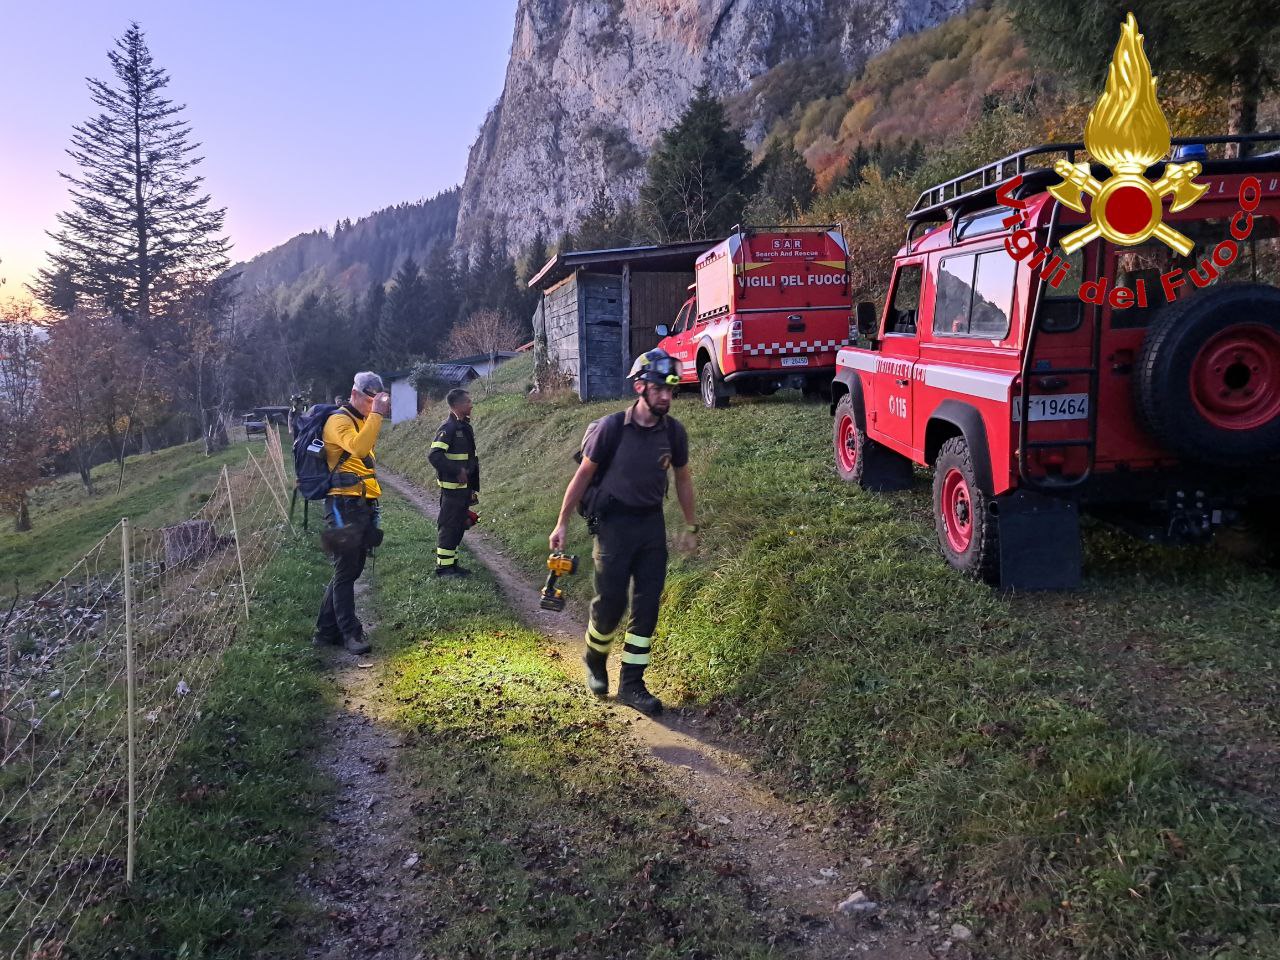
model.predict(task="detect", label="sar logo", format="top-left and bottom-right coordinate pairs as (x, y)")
top-left (1048, 13), bottom-right (1207, 256)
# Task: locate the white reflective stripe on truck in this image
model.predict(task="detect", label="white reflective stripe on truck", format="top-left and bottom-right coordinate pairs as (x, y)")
top-left (836, 349), bottom-right (1015, 402)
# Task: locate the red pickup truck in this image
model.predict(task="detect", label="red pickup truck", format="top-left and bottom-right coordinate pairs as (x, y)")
top-left (655, 225), bottom-right (853, 407)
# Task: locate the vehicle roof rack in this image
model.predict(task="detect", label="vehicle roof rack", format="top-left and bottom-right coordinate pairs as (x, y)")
top-left (908, 133), bottom-right (1280, 226)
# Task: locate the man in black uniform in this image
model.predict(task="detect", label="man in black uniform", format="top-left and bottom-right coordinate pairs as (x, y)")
top-left (428, 388), bottom-right (479, 577)
top-left (549, 348), bottom-right (699, 715)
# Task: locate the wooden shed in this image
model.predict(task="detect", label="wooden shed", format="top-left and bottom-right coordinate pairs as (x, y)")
top-left (529, 240), bottom-right (721, 400)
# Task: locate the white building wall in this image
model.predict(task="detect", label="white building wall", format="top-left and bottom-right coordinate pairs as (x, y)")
top-left (389, 379), bottom-right (418, 424)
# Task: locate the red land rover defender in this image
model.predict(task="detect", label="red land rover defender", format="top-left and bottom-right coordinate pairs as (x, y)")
top-left (657, 225), bottom-right (852, 408)
top-left (831, 135), bottom-right (1280, 589)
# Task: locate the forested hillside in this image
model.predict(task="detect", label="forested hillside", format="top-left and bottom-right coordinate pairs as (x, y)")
top-left (229, 188), bottom-right (460, 312)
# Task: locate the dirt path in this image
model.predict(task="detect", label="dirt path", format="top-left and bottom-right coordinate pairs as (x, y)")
top-left (296, 580), bottom-right (436, 960)
top-left (382, 471), bottom-right (963, 960)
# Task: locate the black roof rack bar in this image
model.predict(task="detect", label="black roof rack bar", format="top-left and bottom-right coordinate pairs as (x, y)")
top-left (908, 133), bottom-right (1280, 225)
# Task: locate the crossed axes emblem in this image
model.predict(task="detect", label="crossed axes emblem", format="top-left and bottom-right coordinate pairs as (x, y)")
top-left (1049, 158), bottom-right (1209, 256)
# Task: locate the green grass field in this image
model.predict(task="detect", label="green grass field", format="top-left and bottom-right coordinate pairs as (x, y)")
top-left (0, 440), bottom-right (259, 591)
top-left (363, 496), bottom-right (779, 958)
top-left (64, 533), bottom-right (332, 959)
top-left (379, 356), bottom-right (1280, 959)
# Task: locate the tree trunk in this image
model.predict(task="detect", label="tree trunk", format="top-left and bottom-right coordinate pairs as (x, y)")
top-left (13, 495), bottom-right (30, 533)
top-left (1227, 67), bottom-right (1261, 158)
top-left (78, 460), bottom-right (95, 496)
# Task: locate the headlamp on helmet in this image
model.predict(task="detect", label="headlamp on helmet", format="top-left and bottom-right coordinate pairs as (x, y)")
top-left (628, 348), bottom-right (680, 386)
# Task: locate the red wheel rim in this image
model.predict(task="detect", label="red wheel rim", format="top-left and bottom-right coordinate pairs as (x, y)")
top-left (940, 468), bottom-right (973, 553)
top-left (1190, 324), bottom-right (1280, 431)
top-left (837, 414), bottom-right (858, 473)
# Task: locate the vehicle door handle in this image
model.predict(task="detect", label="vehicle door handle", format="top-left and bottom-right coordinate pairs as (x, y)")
top-left (895, 378), bottom-right (909, 387)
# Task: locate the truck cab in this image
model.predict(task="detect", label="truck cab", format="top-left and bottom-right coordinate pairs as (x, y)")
top-left (656, 225), bottom-right (853, 408)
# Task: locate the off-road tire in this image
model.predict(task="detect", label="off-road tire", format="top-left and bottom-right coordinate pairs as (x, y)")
top-left (932, 436), bottom-right (999, 584)
top-left (1135, 283), bottom-right (1280, 464)
top-left (833, 395), bottom-right (867, 484)
top-left (832, 395), bottom-right (914, 490)
top-left (700, 360), bottom-right (730, 409)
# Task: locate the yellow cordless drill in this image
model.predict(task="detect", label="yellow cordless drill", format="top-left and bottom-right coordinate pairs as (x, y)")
top-left (540, 552), bottom-right (578, 611)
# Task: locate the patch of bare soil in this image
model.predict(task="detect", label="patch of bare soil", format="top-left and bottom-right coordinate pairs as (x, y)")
top-left (382, 471), bottom-right (970, 960)
top-left (296, 580), bottom-right (440, 960)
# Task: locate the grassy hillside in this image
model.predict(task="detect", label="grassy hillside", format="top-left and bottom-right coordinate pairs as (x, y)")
top-left (0, 440), bottom-right (256, 592)
top-left (380, 356), bottom-right (1280, 959)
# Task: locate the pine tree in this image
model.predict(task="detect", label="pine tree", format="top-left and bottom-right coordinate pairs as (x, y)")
top-left (520, 231), bottom-right (549, 286)
top-left (751, 138), bottom-right (816, 217)
top-left (33, 23), bottom-right (229, 325)
top-left (377, 257), bottom-right (431, 364)
top-left (639, 85), bottom-right (754, 241)
top-left (421, 242), bottom-right (460, 353)
top-left (1006, 0), bottom-right (1279, 140)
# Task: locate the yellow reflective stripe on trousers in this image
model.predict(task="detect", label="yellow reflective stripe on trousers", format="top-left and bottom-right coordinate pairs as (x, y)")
top-left (585, 623), bottom-right (615, 654)
top-left (430, 440), bottom-right (450, 450)
top-left (620, 633), bottom-right (652, 665)
top-left (438, 480), bottom-right (468, 489)
top-left (437, 548), bottom-right (456, 557)
top-left (444, 452), bottom-right (469, 460)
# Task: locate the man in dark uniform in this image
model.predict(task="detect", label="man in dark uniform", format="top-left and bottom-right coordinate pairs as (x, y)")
top-left (548, 348), bottom-right (699, 715)
top-left (428, 388), bottom-right (479, 577)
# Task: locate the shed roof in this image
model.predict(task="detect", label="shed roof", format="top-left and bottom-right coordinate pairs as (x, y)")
top-left (528, 238), bottom-right (724, 291)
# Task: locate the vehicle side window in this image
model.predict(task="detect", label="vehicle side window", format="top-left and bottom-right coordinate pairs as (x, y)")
top-left (671, 302), bottom-right (692, 336)
top-left (886, 265), bottom-right (923, 334)
top-left (1040, 247), bottom-right (1085, 333)
top-left (970, 252), bottom-right (1015, 338)
top-left (934, 254), bottom-right (975, 336)
top-left (933, 251), bottom-right (1013, 339)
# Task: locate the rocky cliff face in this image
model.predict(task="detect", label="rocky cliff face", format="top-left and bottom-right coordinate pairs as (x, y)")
top-left (457, 0), bottom-right (969, 254)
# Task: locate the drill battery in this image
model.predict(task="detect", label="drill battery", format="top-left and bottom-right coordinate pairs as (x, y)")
top-left (540, 552), bottom-right (578, 611)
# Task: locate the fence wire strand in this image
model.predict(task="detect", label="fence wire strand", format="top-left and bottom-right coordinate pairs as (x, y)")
top-left (0, 431), bottom-right (293, 957)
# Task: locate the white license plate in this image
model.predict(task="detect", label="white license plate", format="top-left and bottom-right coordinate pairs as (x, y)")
top-left (780, 355), bottom-right (810, 367)
top-left (1014, 393), bottom-right (1090, 421)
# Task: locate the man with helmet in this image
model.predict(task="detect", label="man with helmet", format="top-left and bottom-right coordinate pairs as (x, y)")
top-left (548, 348), bottom-right (699, 715)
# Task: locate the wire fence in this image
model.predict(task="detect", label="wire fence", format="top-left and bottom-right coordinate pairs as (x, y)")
top-left (0, 429), bottom-right (294, 958)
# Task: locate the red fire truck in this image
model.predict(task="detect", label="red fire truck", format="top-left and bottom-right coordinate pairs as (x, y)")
top-left (656, 225), bottom-right (852, 408)
top-left (831, 135), bottom-right (1280, 590)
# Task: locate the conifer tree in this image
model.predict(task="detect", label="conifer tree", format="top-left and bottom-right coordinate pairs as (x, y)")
top-left (1007, 0), bottom-right (1279, 140)
top-left (34, 22), bottom-right (229, 325)
top-left (639, 85), bottom-right (754, 241)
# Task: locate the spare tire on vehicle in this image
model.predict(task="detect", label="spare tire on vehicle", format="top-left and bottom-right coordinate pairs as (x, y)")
top-left (1134, 282), bottom-right (1280, 464)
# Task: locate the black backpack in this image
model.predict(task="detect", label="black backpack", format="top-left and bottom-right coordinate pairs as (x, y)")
top-left (290, 405), bottom-right (356, 529)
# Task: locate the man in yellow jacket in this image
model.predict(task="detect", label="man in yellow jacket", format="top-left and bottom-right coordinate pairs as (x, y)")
top-left (313, 371), bottom-right (390, 654)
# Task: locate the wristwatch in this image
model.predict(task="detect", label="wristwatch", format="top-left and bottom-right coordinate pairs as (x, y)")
top-left (685, 523), bottom-right (700, 534)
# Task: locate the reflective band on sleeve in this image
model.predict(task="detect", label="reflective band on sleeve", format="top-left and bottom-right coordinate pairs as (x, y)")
top-left (620, 650), bottom-right (651, 665)
top-left (438, 480), bottom-right (468, 489)
top-left (444, 452), bottom-right (470, 460)
top-left (431, 441), bottom-right (450, 450)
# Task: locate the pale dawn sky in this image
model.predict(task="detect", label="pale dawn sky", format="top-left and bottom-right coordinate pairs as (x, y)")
top-left (0, 0), bottom-right (518, 301)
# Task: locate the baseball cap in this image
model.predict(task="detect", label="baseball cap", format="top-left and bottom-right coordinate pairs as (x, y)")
top-left (353, 371), bottom-right (385, 397)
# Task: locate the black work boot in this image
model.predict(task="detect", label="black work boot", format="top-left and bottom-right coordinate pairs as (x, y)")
top-left (618, 666), bottom-right (662, 715)
top-left (312, 630), bottom-right (341, 647)
top-left (343, 633), bottom-right (371, 655)
top-left (583, 649), bottom-right (609, 697)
